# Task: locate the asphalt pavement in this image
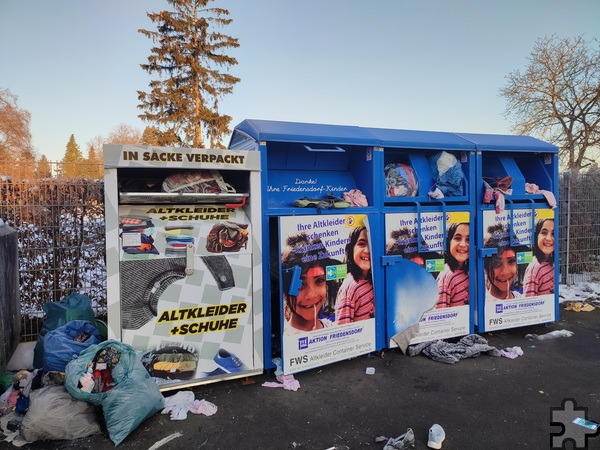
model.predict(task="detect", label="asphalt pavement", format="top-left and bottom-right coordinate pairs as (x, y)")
top-left (3, 305), bottom-right (600, 450)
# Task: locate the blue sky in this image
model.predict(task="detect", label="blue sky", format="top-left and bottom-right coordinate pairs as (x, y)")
top-left (1, 0), bottom-right (599, 161)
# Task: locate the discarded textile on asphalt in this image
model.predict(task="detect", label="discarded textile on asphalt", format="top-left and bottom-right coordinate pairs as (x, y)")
top-left (383, 427), bottom-right (415, 450)
top-left (0, 369), bottom-right (40, 415)
top-left (0, 411), bottom-right (28, 446)
top-left (407, 334), bottom-right (501, 364)
top-left (262, 374), bottom-right (301, 391)
top-left (65, 340), bottom-right (164, 446)
top-left (260, 357), bottom-right (300, 390)
top-left (499, 346), bottom-right (524, 359)
top-left (525, 329), bottom-right (574, 340)
top-left (161, 390), bottom-right (218, 420)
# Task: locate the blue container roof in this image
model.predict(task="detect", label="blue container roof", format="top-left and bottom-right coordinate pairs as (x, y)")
top-left (455, 132), bottom-right (558, 153)
top-left (365, 126), bottom-right (475, 150)
top-left (231, 119), bottom-right (557, 153)
top-left (232, 119), bottom-right (379, 146)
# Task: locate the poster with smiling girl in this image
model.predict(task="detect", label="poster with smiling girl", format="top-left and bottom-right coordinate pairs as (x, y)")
top-left (278, 214), bottom-right (376, 374)
top-left (481, 208), bottom-right (556, 331)
top-left (384, 210), bottom-right (472, 348)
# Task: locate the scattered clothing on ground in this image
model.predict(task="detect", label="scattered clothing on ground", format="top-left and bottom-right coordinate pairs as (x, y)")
top-left (161, 390), bottom-right (217, 420)
top-left (383, 427), bottom-right (415, 450)
top-left (525, 329), bottom-right (574, 340)
top-left (499, 346), bottom-right (524, 359)
top-left (262, 374), bottom-right (301, 391)
top-left (408, 334), bottom-right (501, 364)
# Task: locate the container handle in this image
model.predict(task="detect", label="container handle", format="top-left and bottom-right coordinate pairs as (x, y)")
top-left (303, 145), bottom-right (346, 153)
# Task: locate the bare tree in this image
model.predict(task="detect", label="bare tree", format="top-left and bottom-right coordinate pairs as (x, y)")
top-left (86, 125), bottom-right (140, 174)
top-left (0, 88), bottom-right (34, 167)
top-left (500, 35), bottom-right (600, 172)
top-left (107, 123), bottom-right (141, 145)
top-left (87, 135), bottom-right (105, 158)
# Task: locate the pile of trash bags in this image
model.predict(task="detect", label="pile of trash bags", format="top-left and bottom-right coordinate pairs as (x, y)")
top-left (0, 292), bottom-right (164, 446)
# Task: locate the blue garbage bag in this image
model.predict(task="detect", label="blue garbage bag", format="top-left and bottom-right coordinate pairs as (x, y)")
top-left (64, 340), bottom-right (164, 446)
top-left (33, 292), bottom-right (96, 369)
top-left (43, 320), bottom-right (101, 373)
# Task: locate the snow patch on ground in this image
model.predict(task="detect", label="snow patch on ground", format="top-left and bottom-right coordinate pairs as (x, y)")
top-left (559, 282), bottom-right (600, 303)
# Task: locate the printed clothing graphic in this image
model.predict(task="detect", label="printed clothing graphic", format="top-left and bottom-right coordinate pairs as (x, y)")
top-left (120, 258), bottom-right (187, 329)
top-left (120, 216), bottom-right (159, 255)
top-left (164, 226), bottom-right (196, 256)
top-left (206, 221), bottom-right (249, 253)
top-left (201, 255), bottom-right (235, 290)
top-left (436, 265), bottom-right (469, 308)
top-left (122, 233), bottom-right (159, 255)
top-left (523, 257), bottom-right (554, 296)
top-left (335, 273), bottom-right (375, 324)
top-left (142, 346), bottom-right (199, 380)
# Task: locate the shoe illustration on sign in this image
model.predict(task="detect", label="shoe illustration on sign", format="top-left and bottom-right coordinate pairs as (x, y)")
top-left (213, 348), bottom-right (248, 373)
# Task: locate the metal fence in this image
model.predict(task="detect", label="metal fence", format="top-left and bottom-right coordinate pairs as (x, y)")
top-left (0, 163), bottom-right (107, 342)
top-left (558, 171), bottom-right (600, 284)
top-left (1, 163), bottom-right (599, 342)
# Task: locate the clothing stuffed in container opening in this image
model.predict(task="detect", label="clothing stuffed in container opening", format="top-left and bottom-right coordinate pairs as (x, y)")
top-left (385, 163), bottom-right (419, 197)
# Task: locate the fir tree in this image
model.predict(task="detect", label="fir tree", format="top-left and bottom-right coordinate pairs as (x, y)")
top-left (140, 125), bottom-right (180, 147)
top-left (61, 134), bottom-right (84, 178)
top-left (84, 145), bottom-right (103, 179)
top-left (138, 0), bottom-right (240, 148)
top-left (35, 155), bottom-right (52, 179)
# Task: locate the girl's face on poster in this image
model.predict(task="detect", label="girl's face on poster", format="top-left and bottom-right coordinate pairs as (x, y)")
top-left (490, 249), bottom-right (518, 295)
top-left (292, 266), bottom-right (327, 321)
top-left (537, 220), bottom-right (554, 257)
top-left (353, 229), bottom-right (371, 276)
top-left (450, 224), bottom-right (469, 266)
